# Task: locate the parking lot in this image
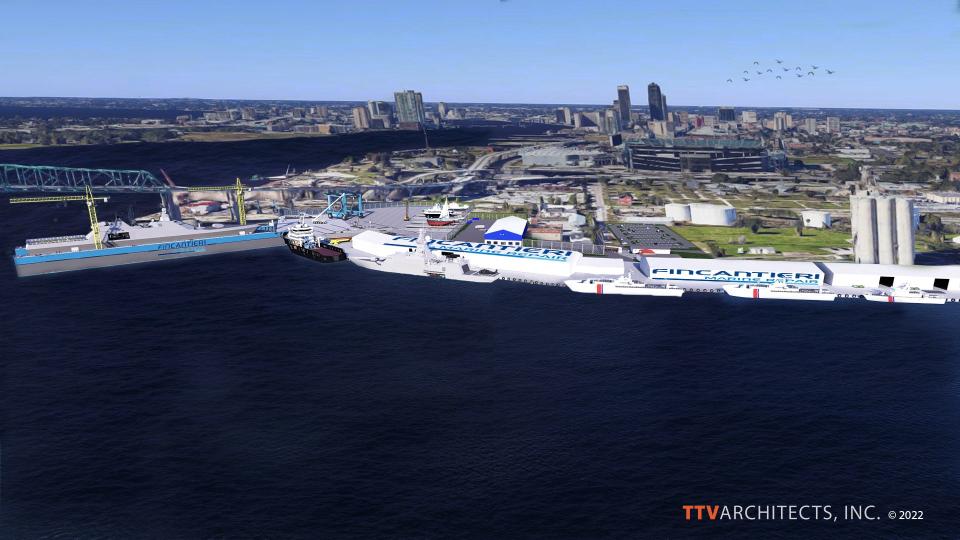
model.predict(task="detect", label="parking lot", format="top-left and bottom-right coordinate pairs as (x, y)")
top-left (611, 223), bottom-right (693, 250)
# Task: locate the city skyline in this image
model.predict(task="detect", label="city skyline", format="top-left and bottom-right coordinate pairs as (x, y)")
top-left (1, 0), bottom-right (959, 109)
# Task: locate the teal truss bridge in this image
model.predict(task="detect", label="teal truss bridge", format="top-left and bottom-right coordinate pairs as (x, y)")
top-left (0, 163), bottom-right (171, 193)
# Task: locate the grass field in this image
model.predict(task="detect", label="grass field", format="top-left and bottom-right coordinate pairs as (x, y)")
top-left (670, 224), bottom-right (851, 257)
top-left (0, 143), bottom-right (46, 150)
top-left (179, 132), bottom-right (329, 142)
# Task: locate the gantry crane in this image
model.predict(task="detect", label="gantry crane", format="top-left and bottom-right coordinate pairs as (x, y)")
top-left (9, 185), bottom-right (109, 249)
top-left (185, 178), bottom-right (249, 225)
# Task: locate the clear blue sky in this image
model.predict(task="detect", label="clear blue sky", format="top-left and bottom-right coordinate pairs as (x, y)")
top-left (2, 0), bottom-right (958, 109)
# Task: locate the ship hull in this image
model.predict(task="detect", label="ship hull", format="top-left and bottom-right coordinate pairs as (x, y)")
top-left (862, 294), bottom-right (946, 304)
top-left (282, 234), bottom-right (347, 263)
top-left (14, 231), bottom-right (282, 277)
top-left (426, 219), bottom-right (455, 227)
top-left (723, 285), bottom-right (837, 301)
top-left (565, 280), bottom-right (684, 296)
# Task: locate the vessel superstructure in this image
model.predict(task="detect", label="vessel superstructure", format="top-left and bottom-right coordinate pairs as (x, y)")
top-left (862, 286), bottom-right (947, 304)
top-left (282, 215), bottom-right (347, 263)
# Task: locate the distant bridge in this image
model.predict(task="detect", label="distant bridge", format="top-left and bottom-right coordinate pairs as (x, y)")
top-left (0, 163), bottom-right (172, 193)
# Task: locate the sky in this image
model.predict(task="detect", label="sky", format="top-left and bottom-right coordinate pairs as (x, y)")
top-left (1, 0), bottom-right (958, 109)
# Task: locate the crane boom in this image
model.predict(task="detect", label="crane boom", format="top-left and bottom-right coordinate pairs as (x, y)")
top-left (183, 178), bottom-right (248, 224)
top-left (9, 186), bottom-right (108, 249)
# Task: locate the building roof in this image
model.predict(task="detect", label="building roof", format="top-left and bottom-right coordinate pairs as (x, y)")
top-left (627, 137), bottom-right (764, 149)
top-left (485, 216), bottom-right (528, 241)
top-left (519, 147), bottom-right (603, 157)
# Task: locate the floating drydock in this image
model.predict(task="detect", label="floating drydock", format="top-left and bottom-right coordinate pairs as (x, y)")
top-left (13, 210), bottom-right (282, 276)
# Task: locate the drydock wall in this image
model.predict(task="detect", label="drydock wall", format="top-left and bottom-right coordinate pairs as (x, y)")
top-left (350, 230), bottom-right (623, 277)
top-left (637, 257), bottom-right (825, 286)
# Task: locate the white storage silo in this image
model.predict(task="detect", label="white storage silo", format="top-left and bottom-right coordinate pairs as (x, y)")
top-left (895, 198), bottom-right (915, 265)
top-left (875, 197), bottom-right (897, 265)
top-left (665, 203), bottom-right (691, 222)
top-left (688, 203), bottom-right (736, 226)
top-left (854, 196), bottom-right (878, 264)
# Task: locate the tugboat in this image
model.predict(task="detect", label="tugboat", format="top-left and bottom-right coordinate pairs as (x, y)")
top-left (282, 215), bottom-right (347, 263)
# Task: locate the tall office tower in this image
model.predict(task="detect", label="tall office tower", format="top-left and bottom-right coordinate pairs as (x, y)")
top-left (773, 111), bottom-right (788, 132)
top-left (561, 106), bottom-right (573, 125)
top-left (784, 114), bottom-right (793, 128)
top-left (851, 195), bottom-right (915, 265)
top-left (804, 118), bottom-right (817, 133)
top-left (394, 90), bottom-right (426, 124)
top-left (602, 108), bottom-right (621, 134)
top-left (826, 116), bottom-right (841, 133)
top-left (617, 85), bottom-right (632, 124)
top-left (367, 100), bottom-right (391, 117)
top-left (437, 102), bottom-right (448, 118)
top-left (555, 108), bottom-right (566, 124)
top-left (741, 110), bottom-right (758, 124)
top-left (718, 107), bottom-right (736, 122)
top-left (352, 106), bottom-right (371, 129)
top-left (647, 82), bottom-right (665, 121)
top-left (661, 93), bottom-right (668, 120)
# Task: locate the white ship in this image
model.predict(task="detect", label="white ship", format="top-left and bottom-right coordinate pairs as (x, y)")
top-left (423, 197), bottom-right (469, 226)
top-left (862, 286), bottom-right (947, 305)
top-left (350, 229), bottom-right (499, 283)
top-left (564, 275), bottom-right (685, 297)
top-left (722, 282), bottom-right (838, 301)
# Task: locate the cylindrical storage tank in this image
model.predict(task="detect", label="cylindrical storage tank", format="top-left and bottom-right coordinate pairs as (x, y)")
top-left (875, 197), bottom-right (896, 265)
top-left (895, 198), bottom-right (915, 265)
top-left (855, 197), bottom-right (878, 264)
top-left (801, 210), bottom-right (831, 229)
top-left (689, 203), bottom-right (736, 226)
top-left (665, 203), bottom-right (691, 222)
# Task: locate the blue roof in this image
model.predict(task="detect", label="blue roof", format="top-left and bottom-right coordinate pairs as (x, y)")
top-left (484, 216), bottom-right (527, 241)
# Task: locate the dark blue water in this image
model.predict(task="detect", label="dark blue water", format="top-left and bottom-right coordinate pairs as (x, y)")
top-left (3, 163), bottom-right (960, 539)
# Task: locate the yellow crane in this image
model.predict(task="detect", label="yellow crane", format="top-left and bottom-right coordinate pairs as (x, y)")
top-left (184, 178), bottom-right (249, 225)
top-left (9, 185), bottom-right (109, 249)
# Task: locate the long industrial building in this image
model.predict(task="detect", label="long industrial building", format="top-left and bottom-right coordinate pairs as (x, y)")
top-left (624, 138), bottom-right (785, 172)
top-left (637, 257), bottom-right (960, 292)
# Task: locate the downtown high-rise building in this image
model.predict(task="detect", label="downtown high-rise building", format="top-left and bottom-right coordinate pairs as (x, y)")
top-left (394, 90), bottom-right (426, 125)
top-left (617, 85), bottom-right (631, 125)
top-left (352, 106), bottom-right (371, 130)
top-left (804, 117), bottom-right (817, 133)
top-left (718, 107), bottom-right (736, 122)
top-left (826, 116), bottom-right (841, 134)
top-left (647, 83), bottom-right (666, 121)
top-left (437, 102), bottom-right (448, 118)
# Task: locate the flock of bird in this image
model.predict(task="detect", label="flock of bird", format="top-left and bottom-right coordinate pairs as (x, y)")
top-left (726, 59), bottom-right (835, 83)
